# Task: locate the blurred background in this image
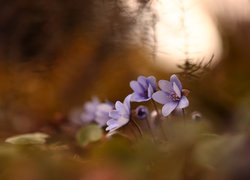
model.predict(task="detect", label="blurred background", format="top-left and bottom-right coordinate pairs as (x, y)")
top-left (0, 0), bottom-right (249, 149)
top-left (1, 0), bottom-right (250, 180)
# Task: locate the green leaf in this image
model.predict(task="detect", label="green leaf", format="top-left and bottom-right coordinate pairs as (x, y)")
top-left (5, 132), bottom-right (50, 145)
top-left (76, 124), bottom-right (103, 146)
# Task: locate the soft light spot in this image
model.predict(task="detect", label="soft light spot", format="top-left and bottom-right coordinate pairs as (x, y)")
top-left (129, 0), bottom-right (223, 72)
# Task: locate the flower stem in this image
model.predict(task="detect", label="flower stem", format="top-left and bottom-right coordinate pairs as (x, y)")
top-left (116, 132), bottom-right (133, 141)
top-left (182, 108), bottom-right (186, 122)
top-left (131, 118), bottom-right (144, 137)
top-left (151, 100), bottom-right (160, 117)
top-left (182, 108), bottom-right (186, 118)
top-left (182, 108), bottom-right (186, 127)
top-left (151, 100), bottom-right (167, 140)
top-left (145, 116), bottom-right (156, 142)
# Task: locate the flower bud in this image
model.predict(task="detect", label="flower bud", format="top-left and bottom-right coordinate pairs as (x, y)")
top-left (135, 106), bottom-right (149, 120)
top-left (192, 111), bottom-right (202, 121)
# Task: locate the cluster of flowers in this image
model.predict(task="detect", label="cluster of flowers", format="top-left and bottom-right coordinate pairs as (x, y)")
top-left (81, 74), bottom-right (189, 134)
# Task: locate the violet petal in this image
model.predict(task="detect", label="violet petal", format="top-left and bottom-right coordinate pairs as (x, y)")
top-left (162, 101), bottom-right (178, 116)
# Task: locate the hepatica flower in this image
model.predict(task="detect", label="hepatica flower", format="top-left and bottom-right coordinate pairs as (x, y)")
top-left (81, 97), bottom-right (100, 123)
top-left (81, 97), bottom-right (113, 127)
top-left (152, 74), bottom-right (189, 117)
top-left (106, 95), bottom-right (131, 132)
top-left (95, 103), bottom-right (113, 127)
top-left (130, 76), bottom-right (157, 102)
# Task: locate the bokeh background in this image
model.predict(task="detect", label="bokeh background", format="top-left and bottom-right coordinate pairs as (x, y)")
top-left (0, 0), bottom-right (249, 133)
top-left (0, 0), bottom-right (250, 179)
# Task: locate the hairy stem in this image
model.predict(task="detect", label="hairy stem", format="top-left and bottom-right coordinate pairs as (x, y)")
top-left (151, 100), bottom-right (167, 140)
top-left (182, 108), bottom-right (186, 120)
top-left (151, 100), bottom-right (160, 116)
top-left (131, 118), bottom-right (144, 137)
top-left (145, 115), bottom-right (156, 142)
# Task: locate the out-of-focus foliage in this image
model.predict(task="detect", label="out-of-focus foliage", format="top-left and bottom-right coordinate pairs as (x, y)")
top-left (0, 120), bottom-right (250, 180)
top-left (5, 132), bottom-right (49, 145)
top-left (76, 125), bottom-right (103, 146)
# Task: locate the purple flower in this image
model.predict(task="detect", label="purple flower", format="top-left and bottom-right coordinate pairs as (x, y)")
top-left (95, 103), bottom-right (113, 127)
top-left (81, 97), bottom-right (114, 127)
top-left (81, 97), bottom-right (100, 123)
top-left (130, 76), bottom-right (157, 102)
top-left (106, 95), bottom-right (131, 132)
top-left (135, 106), bottom-right (149, 120)
top-left (152, 74), bottom-right (189, 117)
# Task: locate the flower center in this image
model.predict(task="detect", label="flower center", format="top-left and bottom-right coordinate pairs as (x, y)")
top-left (170, 92), bottom-right (180, 101)
top-left (141, 90), bottom-right (149, 98)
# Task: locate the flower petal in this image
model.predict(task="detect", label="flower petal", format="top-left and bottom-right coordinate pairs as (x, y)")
top-left (137, 76), bottom-right (148, 89)
top-left (107, 119), bottom-right (117, 126)
top-left (152, 91), bottom-right (171, 104)
top-left (109, 110), bottom-right (120, 119)
top-left (123, 94), bottom-right (131, 114)
top-left (106, 119), bottom-right (120, 131)
top-left (106, 123), bottom-right (119, 132)
top-left (106, 116), bottom-right (129, 132)
top-left (176, 96), bottom-right (189, 109)
top-left (170, 74), bottom-right (182, 90)
top-left (97, 104), bottom-right (113, 113)
top-left (130, 81), bottom-right (144, 95)
top-left (147, 76), bottom-right (157, 90)
top-left (95, 116), bottom-right (109, 127)
top-left (95, 104), bottom-right (113, 126)
top-left (162, 101), bottom-right (178, 116)
top-left (84, 102), bottom-right (96, 112)
top-left (131, 93), bottom-right (148, 102)
top-left (117, 116), bottom-right (130, 127)
top-left (173, 82), bottom-right (181, 97)
top-left (159, 80), bottom-right (172, 93)
top-left (115, 101), bottom-right (124, 111)
top-left (147, 84), bottom-right (154, 98)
